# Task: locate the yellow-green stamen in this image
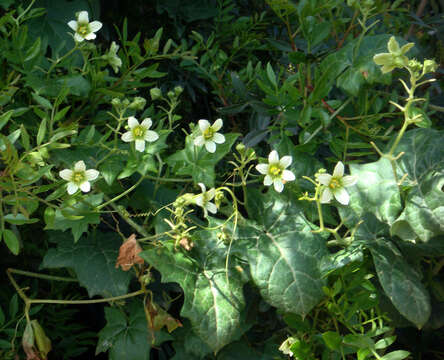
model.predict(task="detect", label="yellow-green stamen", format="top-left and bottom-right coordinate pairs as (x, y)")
top-left (73, 172), bottom-right (85, 184)
top-left (269, 165), bottom-right (282, 177)
top-left (329, 178), bottom-right (341, 189)
top-left (78, 25), bottom-right (89, 36)
top-left (203, 127), bottom-right (215, 140)
top-left (133, 126), bottom-right (145, 138)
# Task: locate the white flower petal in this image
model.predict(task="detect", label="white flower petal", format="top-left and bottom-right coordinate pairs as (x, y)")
top-left (74, 161), bottom-right (86, 172)
top-left (84, 33), bottom-right (97, 40)
top-left (333, 161), bottom-right (344, 178)
top-left (317, 174), bottom-right (332, 186)
top-left (74, 33), bottom-right (84, 42)
top-left (128, 116), bottom-right (139, 129)
top-left (206, 202), bottom-right (217, 214)
top-left (195, 194), bottom-right (204, 207)
top-left (198, 119), bottom-right (210, 132)
top-left (273, 179), bottom-right (284, 193)
top-left (78, 11), bottom-right (89, 23)
top-left (206, 188), bottom-right (216, 200)
top-left (212, 118), bottom-right (223, 131)
top-left (194, 136), bottom-right (205, 147)
top-left (121, 131), bottom-right (134, 142)
top-left (89, 21), bottom-right (102, 32)
top-left (212, 133), bottom-right (225, 144)
top-left (342, 175), bottom-right (358, 187)
top-left (282, 170), bottom-right (295, 181)
top-left (80, 181), bottom-right (91, 193)
top-left (141, 118), bottom-right (152, 129)
top-left (59, 169), bottom-right (73, 181)
top-left (256, 164), bottom-right (269, 175)
top-left (67, 182), bottom-right (78, 195)
top-left (67, 20), bottom-right (78, 31)
top-left (135, 139), bottom-right (146, 152)
top-left (334, 187), bottom-right (350, 205)
top-left (144, 130), bottom-right (159, 142)
top-left (320, 188), bottom-right (333, 203)
top-left (205, 141), bottom-right (216, 153)
top-left (268, 150), bottom-right (279, 164)
top-left (280, 156), bottom-right (292, 168)
top-left (85, 169), bottom-right (99, 181)
top-left (264, 175), bottom-right (273, 186)
top-left (198, 183), bottom-right (206, 193)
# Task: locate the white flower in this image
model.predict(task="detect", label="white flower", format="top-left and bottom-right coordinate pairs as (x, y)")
top-left (68, 11), bottom-right (102, 43)
top-left (194, 118), bottom-right (225, 153)
top-left (102, 41), bottom-right (122, 73)
top-left (256, 150), bottom-right (295, 193)
top-left (279, 337), bottom-right (296, 357)
top-left (121, 117), bottom-right (159, 152)
top-left (59, 161), bottom-right (99, 195)
top-left (194, 183), bottom-right (217, 217)
top-left (317, 161), bottom-right (358, 205)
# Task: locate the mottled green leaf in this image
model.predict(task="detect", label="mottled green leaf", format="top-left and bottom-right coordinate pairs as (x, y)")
top-left (237, 190), bottom-right (327, 315)
top-left (140, 240), bottom-right (246, 354)
top-left (368, 239), bottom-right (430, 328)
top-left (41, 231), bottom-right (131, 297)
top-left (96, 302), bottom-right (152, 360)
top-left (391, 129), bottom-right (444, 242)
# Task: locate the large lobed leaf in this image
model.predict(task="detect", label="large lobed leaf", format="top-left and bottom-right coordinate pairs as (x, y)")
top-left (237, 190), bottom-right (327, 316)
top-left (41, 231), bottom-right (131, 297)
top-left (391, 128), bottom-right (444, 242)
top-left (140, 240), bottom-right (246, 354)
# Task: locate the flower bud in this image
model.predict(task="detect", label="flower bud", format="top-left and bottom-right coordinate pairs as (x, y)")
top-left (167, 91), bottom-right (175, 98)
top-left (129, 97), bottom-right (146, 110)
top-left (236, 143), bottom-right (246, 153)
top-left (423, 59), bottom-right (438, 74)
top-left (174, 86), bottom-right (183, 95)
top-left (150, 87), bottom-right (162, 100)
top-left (111, 98), bottom-right (121, 107)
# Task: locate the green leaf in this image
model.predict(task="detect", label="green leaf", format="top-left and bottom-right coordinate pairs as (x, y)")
top-left (322, 331), bottom-right (342, 351)
top-left (37, 117), bottom-right (47, 145)
top-left (25, 37), bottom-right (41, 62)
top-left (2, 229), bottom-right (20, 255)
top-left (391, 129), bottom-right (444, 242)
top-left (368, 239), bottom-right (431, 328)
top-left (4, 214), bottom-right (39, 225)
top-left (45, 194), bottom-right (102, 242)
top-left (32, 93), bottom-right (52, 109)
top-left (380, 350), bottom-right (410, 360)
top-left (339, 158), bottom-right (401, 230)
top-left (140, 241), bottom-right (246, 354)
top-left (167, 133), bottom-right (239, 187)
top-left (343, 334), bottom-right (375, 349)
top-left (96, 302), bottom-right (153, 360)
top-left (0, 110), bottom-right (14, 131)
top-left (99, 155), bottom-right (125, 186)
top-left (41, 231), bottom-right (132, 297)
top-left (236, 190), bottom-right (327, 315)
top-left (266, 62), bottom-right (277, 88)
top-left (0, 306), bottom-right (4, 326)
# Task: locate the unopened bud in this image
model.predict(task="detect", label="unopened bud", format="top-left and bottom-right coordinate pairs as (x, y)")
top-left (423, 59), bottom-right (438, 74)
top-left (129, 97), bottom-right (146, 110)
top-left (174, 86), bottom-right (183, 95)
top-left (150, 87), bottom-right (162, 100)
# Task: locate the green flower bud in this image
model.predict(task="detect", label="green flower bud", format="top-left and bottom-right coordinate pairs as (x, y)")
top-left (235, 143), bottom-right (246, 153)
top-left (122, 99), bottom-right (130, 107)
top-left (150, 87), bottom-right (162, 100)
top-left (423, 59), bottom-right (438, 74)
top-left (167, 91), bottom-right (175, 98)
top-left (174, 86), bottom-right (183, 95)
top-left (129, 96), bottom-right (147, 110)
top-left (111, 98), bottom-right (121, 107)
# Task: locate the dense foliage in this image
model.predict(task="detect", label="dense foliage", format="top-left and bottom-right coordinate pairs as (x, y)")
top-left (1, 0), bottom-right (443, 359)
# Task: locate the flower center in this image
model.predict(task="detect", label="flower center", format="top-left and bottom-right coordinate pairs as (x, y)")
top-left (329, 178), bottom-right (341, 189)
top-left (269, 165), bottom-right (282, 177)
top-left (73, 172), bottom-right (85, 184)
top-left (203, 127), bottom-right (215, 140)
top-left (133, 125), bottom-right (146, 139)
top-left (78, 24), bottom-right (89, 36)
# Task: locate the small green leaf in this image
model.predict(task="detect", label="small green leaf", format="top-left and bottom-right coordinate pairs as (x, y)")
top-left (20, 124), bottom-right (30, 151)
top-left (266, 62), bottom-right (277, 88)
top-left (24, 37), bottom-right (41, 61)
top-left (380, 350), bottom-right (410, 360)
top-left (0, 110), bottom-right (13, 131)
top-left (3, 229), bottom-right (19, 255)
top-left (4, 214), bottom-right (39, 225)
top-left (322, 331), bottom-right (342, 350)
top-left (37, 117), bottom-right (47, 145)
top-left (343, 334), bottom-right (375, 349)
top-left (32, 93), bottom-right (52, 109)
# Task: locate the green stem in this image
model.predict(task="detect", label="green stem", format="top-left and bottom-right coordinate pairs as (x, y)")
top-left (47, 45), bottom-right (79, 78)
top-left (97, 175), bottom-right (146, 210)
top-left (29, 290), bottom-right (145, 305)
top-left (7, 268), bottom-right (77, 282)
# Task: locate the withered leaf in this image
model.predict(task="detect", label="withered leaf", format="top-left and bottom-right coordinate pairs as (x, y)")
top-left (115, 234), bottom-right (144, 271)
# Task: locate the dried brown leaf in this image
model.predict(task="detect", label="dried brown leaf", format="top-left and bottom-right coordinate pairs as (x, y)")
top-left (115, 234), bottom-right (144, 271)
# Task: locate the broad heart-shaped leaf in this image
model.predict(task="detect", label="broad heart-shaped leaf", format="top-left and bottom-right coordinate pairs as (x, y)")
top-left (368, 239), bottom-right (431, 328)
top-left (391, 129), bottom-right (444, 242)
top-left (140, 241), bottom-right (246, 354)
top-left (236, 190), bottom-right (327, 316)
top-left (166, 133), bottom-right (239, 187)
top-left (41, 231), bottom-right (131, 298)
top-left (96, 301), bottom-right (153, 360)
top-left (339, 158), bottom-right (401, 230)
